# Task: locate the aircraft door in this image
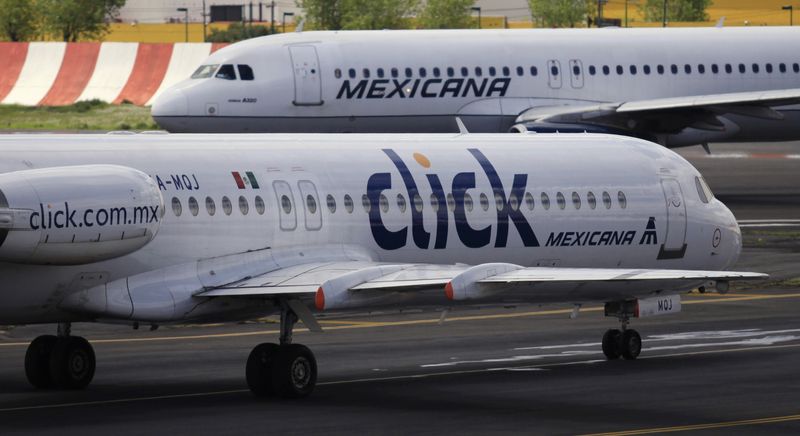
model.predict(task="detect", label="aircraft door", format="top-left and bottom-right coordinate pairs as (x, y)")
top-left (273, 180), bottom-right (297, 231)
top-left (289, 45), bottom-right (323, 106)
top-left (297, 180), bottom-right (322, 231)
top-left (659, 178), bottom-right (687, 259)
top-left (569, 59), bottom-right (584, 89)
top-left (547, 60), bottom-right (562, 89)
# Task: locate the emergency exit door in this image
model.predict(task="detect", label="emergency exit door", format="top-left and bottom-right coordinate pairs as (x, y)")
top-left (289, 45), bottom-right (323, 106)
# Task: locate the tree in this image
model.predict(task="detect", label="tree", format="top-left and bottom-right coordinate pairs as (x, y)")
top-left (0, 0), bottom-right (38, 41)
top-left (41, 0), bottom-right (126, 42)
top-left (418, 0), bottom-right (475, 29)
top-left (528, 0), bottom-right (594, 28)
top-left (298, 0), bottom-right (418, 30)
top-left (640, 0), bottom-right (712, 23)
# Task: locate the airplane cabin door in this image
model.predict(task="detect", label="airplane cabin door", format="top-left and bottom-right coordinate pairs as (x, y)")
top-left (547, 60), bottom-right (562, 89)
top-left (289, 45), bottom-right (323, 106)
top-left (569, 59), bottom-right (584, 89)
top-left (273, 180), bottom-right (297, 231)
top-left (659, 178), bottom-right (688, 259)
top-left (297, 180), bottom-right (322, 231)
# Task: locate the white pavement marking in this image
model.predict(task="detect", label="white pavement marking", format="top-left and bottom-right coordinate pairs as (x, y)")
top-left (77, 42), bottom-right (139, 103)
top-left (2, 42), bottom-right (66, 106)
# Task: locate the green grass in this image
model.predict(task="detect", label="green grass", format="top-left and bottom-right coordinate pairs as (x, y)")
top-left (0, 100), bottom-right (159, 131)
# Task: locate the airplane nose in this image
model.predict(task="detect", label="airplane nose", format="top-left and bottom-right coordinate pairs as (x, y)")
top-left (151, 89), bottom-right (188, 118)
top-left (718, 201), bottom-right (742, 269)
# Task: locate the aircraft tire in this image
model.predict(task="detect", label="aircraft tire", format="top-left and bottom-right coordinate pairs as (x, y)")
top-left (246, 343), bottom-right (280, 397)
top-left (25, 335), bottom-right (58, 389)
top-left (271, 344), bottom-right (317, 399)
top-left (49, 336), bottom-right (96, 389)
top-left (620, 329), bottom-right (642, 360)
top-left (602, 329), bottom-right (621, 360)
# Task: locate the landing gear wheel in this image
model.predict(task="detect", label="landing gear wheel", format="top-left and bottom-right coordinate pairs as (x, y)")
top-left (620, 329), bottom-right (642, 360)
top-left (246, 343), bottom-right (279, 397)
top-left (25, 335), bottom-right (58, 389)
top-left (602, 329), bottom-right (621, 360)
top-left (49, 336), bottom-right (95, 389)
top-left (271, 344), bottom-right (317, 399)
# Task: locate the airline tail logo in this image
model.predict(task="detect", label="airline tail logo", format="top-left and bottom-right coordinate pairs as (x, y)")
top-left (367, 149), bottom-right (538, 250)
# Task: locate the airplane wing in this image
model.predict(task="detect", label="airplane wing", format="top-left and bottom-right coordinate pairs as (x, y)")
top-left (513, 88), bottom-right (800, 144)
top-left (196, 260), bottom-right (767, 310)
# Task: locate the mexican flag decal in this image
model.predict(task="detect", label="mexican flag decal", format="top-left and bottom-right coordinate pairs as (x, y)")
top-left (232, 171), bottom-right (260, 189)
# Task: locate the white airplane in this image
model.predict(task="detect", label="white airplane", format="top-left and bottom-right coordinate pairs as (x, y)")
top-left (0, 132), bottom-right (764, 398)
top-left (151, 27), bottom-right (800, 148)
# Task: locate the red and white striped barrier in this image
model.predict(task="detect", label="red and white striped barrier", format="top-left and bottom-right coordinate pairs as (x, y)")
top-left (0, 42), bottom-right (227, 106)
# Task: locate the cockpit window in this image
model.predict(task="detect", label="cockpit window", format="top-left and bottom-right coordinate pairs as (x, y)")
top-left (215, 64), bottom-right (236, 80)
top-left (695, 176), bottom-right (714, 203)
top-left (238, 65), bottom-right (254, 80)
top-left (191, 64), bottom-right (219, 79)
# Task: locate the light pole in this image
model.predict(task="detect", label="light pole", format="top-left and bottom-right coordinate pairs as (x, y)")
top-left (783, 5), bottom-right (793, 26)
top-left (470, 6), bottom-right (481, 29)
top-left (662, 0), bottom-right (667, 27)
top-left (282, 12), bottom-right (294, 33)
top-left (177, 7), bottom-right (188, 42)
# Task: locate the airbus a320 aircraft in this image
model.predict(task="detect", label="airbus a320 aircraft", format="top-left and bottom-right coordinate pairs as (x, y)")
top-left (0, 132), bottom-right (764, 398)
top-left (152, 27), bottom-right (800, 148)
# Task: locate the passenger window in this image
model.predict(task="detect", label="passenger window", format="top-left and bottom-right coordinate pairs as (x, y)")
top-left (571, 192), bottom-right (581, 210)
top-left (433, 67), bottom-right (441, 77)
top-left (657, 65), bottom-right (665, 74)
top-left (602, 191), bottom-right (612, 209)
top-left (171, 197), bottom-right (182, 216)
top-left (222, 196), bottom-right (233, 215)
top-left (556, 192), bottom-right (566, 210)
top-left (697, 64), bottom-right (705, 74)
top-left (629, 65), bottom-right (636, 75)
top-left (738, 63), bottom-right (746, 73)
top-left (362, 68), bottom-right (370, 78)
top-left (684, 64), bottom-right (692, 74)
top-left (464, 194), bottom-right (474, 212)
top-left (188, 196), bottom-right (199, 216)
top-left (405, 67), bottom-right (413, 78)
top-left (669, 64), bottom-right (677, 74)
top-left (502, 66), bottom-right (510, 76)
top-left (643, 65), bottom-right (650, 75)
top-left (326, 194), bottom-right (336, 213)
top-left (489, 66), bottom-right (497, 76)
top-left (516, 66), bottom-right (524, 76)
top-left (446, 193), bottom-right (455, 212)
top-left (725, 64), bottom-right (732, 73)
top-left (334, 68), bottom-right (342, 79)
top-left (602, 65), bottom-right (610, 75)
top-left (192, 64), bottom-right (219, 79)
top-left (377, 194), bottom-right (387, 213)
top-left (525, 192), bottom-right (535, 210)
top-left (391, 67), bottom-right (398, 78)
top-left (461, 66), bottom-right (469, 77)
top-left (780, 63), bottom-right (787, 73)
top-left (306, 194), bottom-right (317, 214)
top-left (540, 192), bottom-right (551, 210)
top-left (419, 67), bottom-right (427, 78)
top-left (430, 194), bottom-right (440, 212)
top-left (447, 67), bottom-right (455, 77)
top-left (348, 68), bottom-right (356, 78)
top-left (551, 65), bottom-right (559, 76)
top-left (413, 194), bottom-right (424, 212)
top-left (530, 66), bottom-right (538, 76)
top-left (215, 64), bottom-right (236, 80)
top-left (794, 63), bottom-right (799, 73)
top-left (475, 67), bottom-right (483, 76)
top-left (396, 194), bottom-right (406, 213)
top-left (752, 63), bottom-right (759, 73)
top-left (361, 194), bottom-right (371, 213)
top-left (255, 196), bottom-right (265, 215)
top-left (239, 195), bottom-right (249, 215)
top-left (377, 68), bottom-right (385, 78)
top-left (280, 195), bottom-right (291, 215)
top-left (617, 191), bottom-right (627, 209)
top-left (573, 64), bottom-right (581, 76)
top-left (616, 65), bottom-right (623, 75)
top-left (766, 63), bottom-right (773, 73)
top-left (587, 191), bottom-right (596, 210)
top-left (589, 65), bottom-right (596, 75)
top-left (237, 65), bottom-right (254, 80)
top-left (344, 194), bottom-right (354, 213)
top-left (479, 193), bottom-right (490, 211)
top-left (205, 196), bottom-right (216, 216)
top-left (509, 193), bottom-right (519, 211)
top-left (711, 64), bottom-right (718, 74)
top-left (494, 193), bottom-right (504, 211)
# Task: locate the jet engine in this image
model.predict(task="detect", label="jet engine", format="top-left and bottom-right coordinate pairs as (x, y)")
top-left (0, 165), bottom-right (163, 265)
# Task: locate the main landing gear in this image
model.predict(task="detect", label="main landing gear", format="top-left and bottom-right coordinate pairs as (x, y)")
top-left (25, 322), bottom-right (96, 389)
top-left (246, 300), bottom-right (318, 398)
top-left (601, 300), bottom-right (642, 360)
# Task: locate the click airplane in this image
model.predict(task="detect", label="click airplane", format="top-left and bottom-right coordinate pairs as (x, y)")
top-left (0, 132), bottom-right (764, 398)
top-left (152, 27), bottom-right (800, 148)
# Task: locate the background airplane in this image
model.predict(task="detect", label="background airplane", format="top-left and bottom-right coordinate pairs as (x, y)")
top-left (0, 132), bottom-right (764, 398)
top-left (152, 27), bottom-right (800, 148)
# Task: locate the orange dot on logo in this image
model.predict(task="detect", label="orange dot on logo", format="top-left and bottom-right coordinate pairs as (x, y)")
top-left (413, 153), bottom-right (431, 168)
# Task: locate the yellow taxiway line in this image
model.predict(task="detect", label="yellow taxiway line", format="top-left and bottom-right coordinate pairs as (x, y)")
top-left (580, 412), bottom-right (800, 435)
top-left (1, 291), bottom-right (799, 347)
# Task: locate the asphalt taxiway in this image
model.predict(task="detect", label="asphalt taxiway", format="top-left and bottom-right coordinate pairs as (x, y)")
top-left (0, 142), bottom-right (798, 435)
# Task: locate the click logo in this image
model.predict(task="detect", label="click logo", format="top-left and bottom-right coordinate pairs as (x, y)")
top-left (367, 149), bottom-right (539, 250)
top-left (29, 202), bottom-right (160, 230)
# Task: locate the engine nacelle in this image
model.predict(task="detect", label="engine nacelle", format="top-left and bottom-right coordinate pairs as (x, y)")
top-left (0, 165), bottom-right (163, 265)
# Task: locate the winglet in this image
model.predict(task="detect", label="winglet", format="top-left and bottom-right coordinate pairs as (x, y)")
top-left (715, 16), bottom-right (725, 28)
top-left (455, 117), bottom-right (469, 134)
